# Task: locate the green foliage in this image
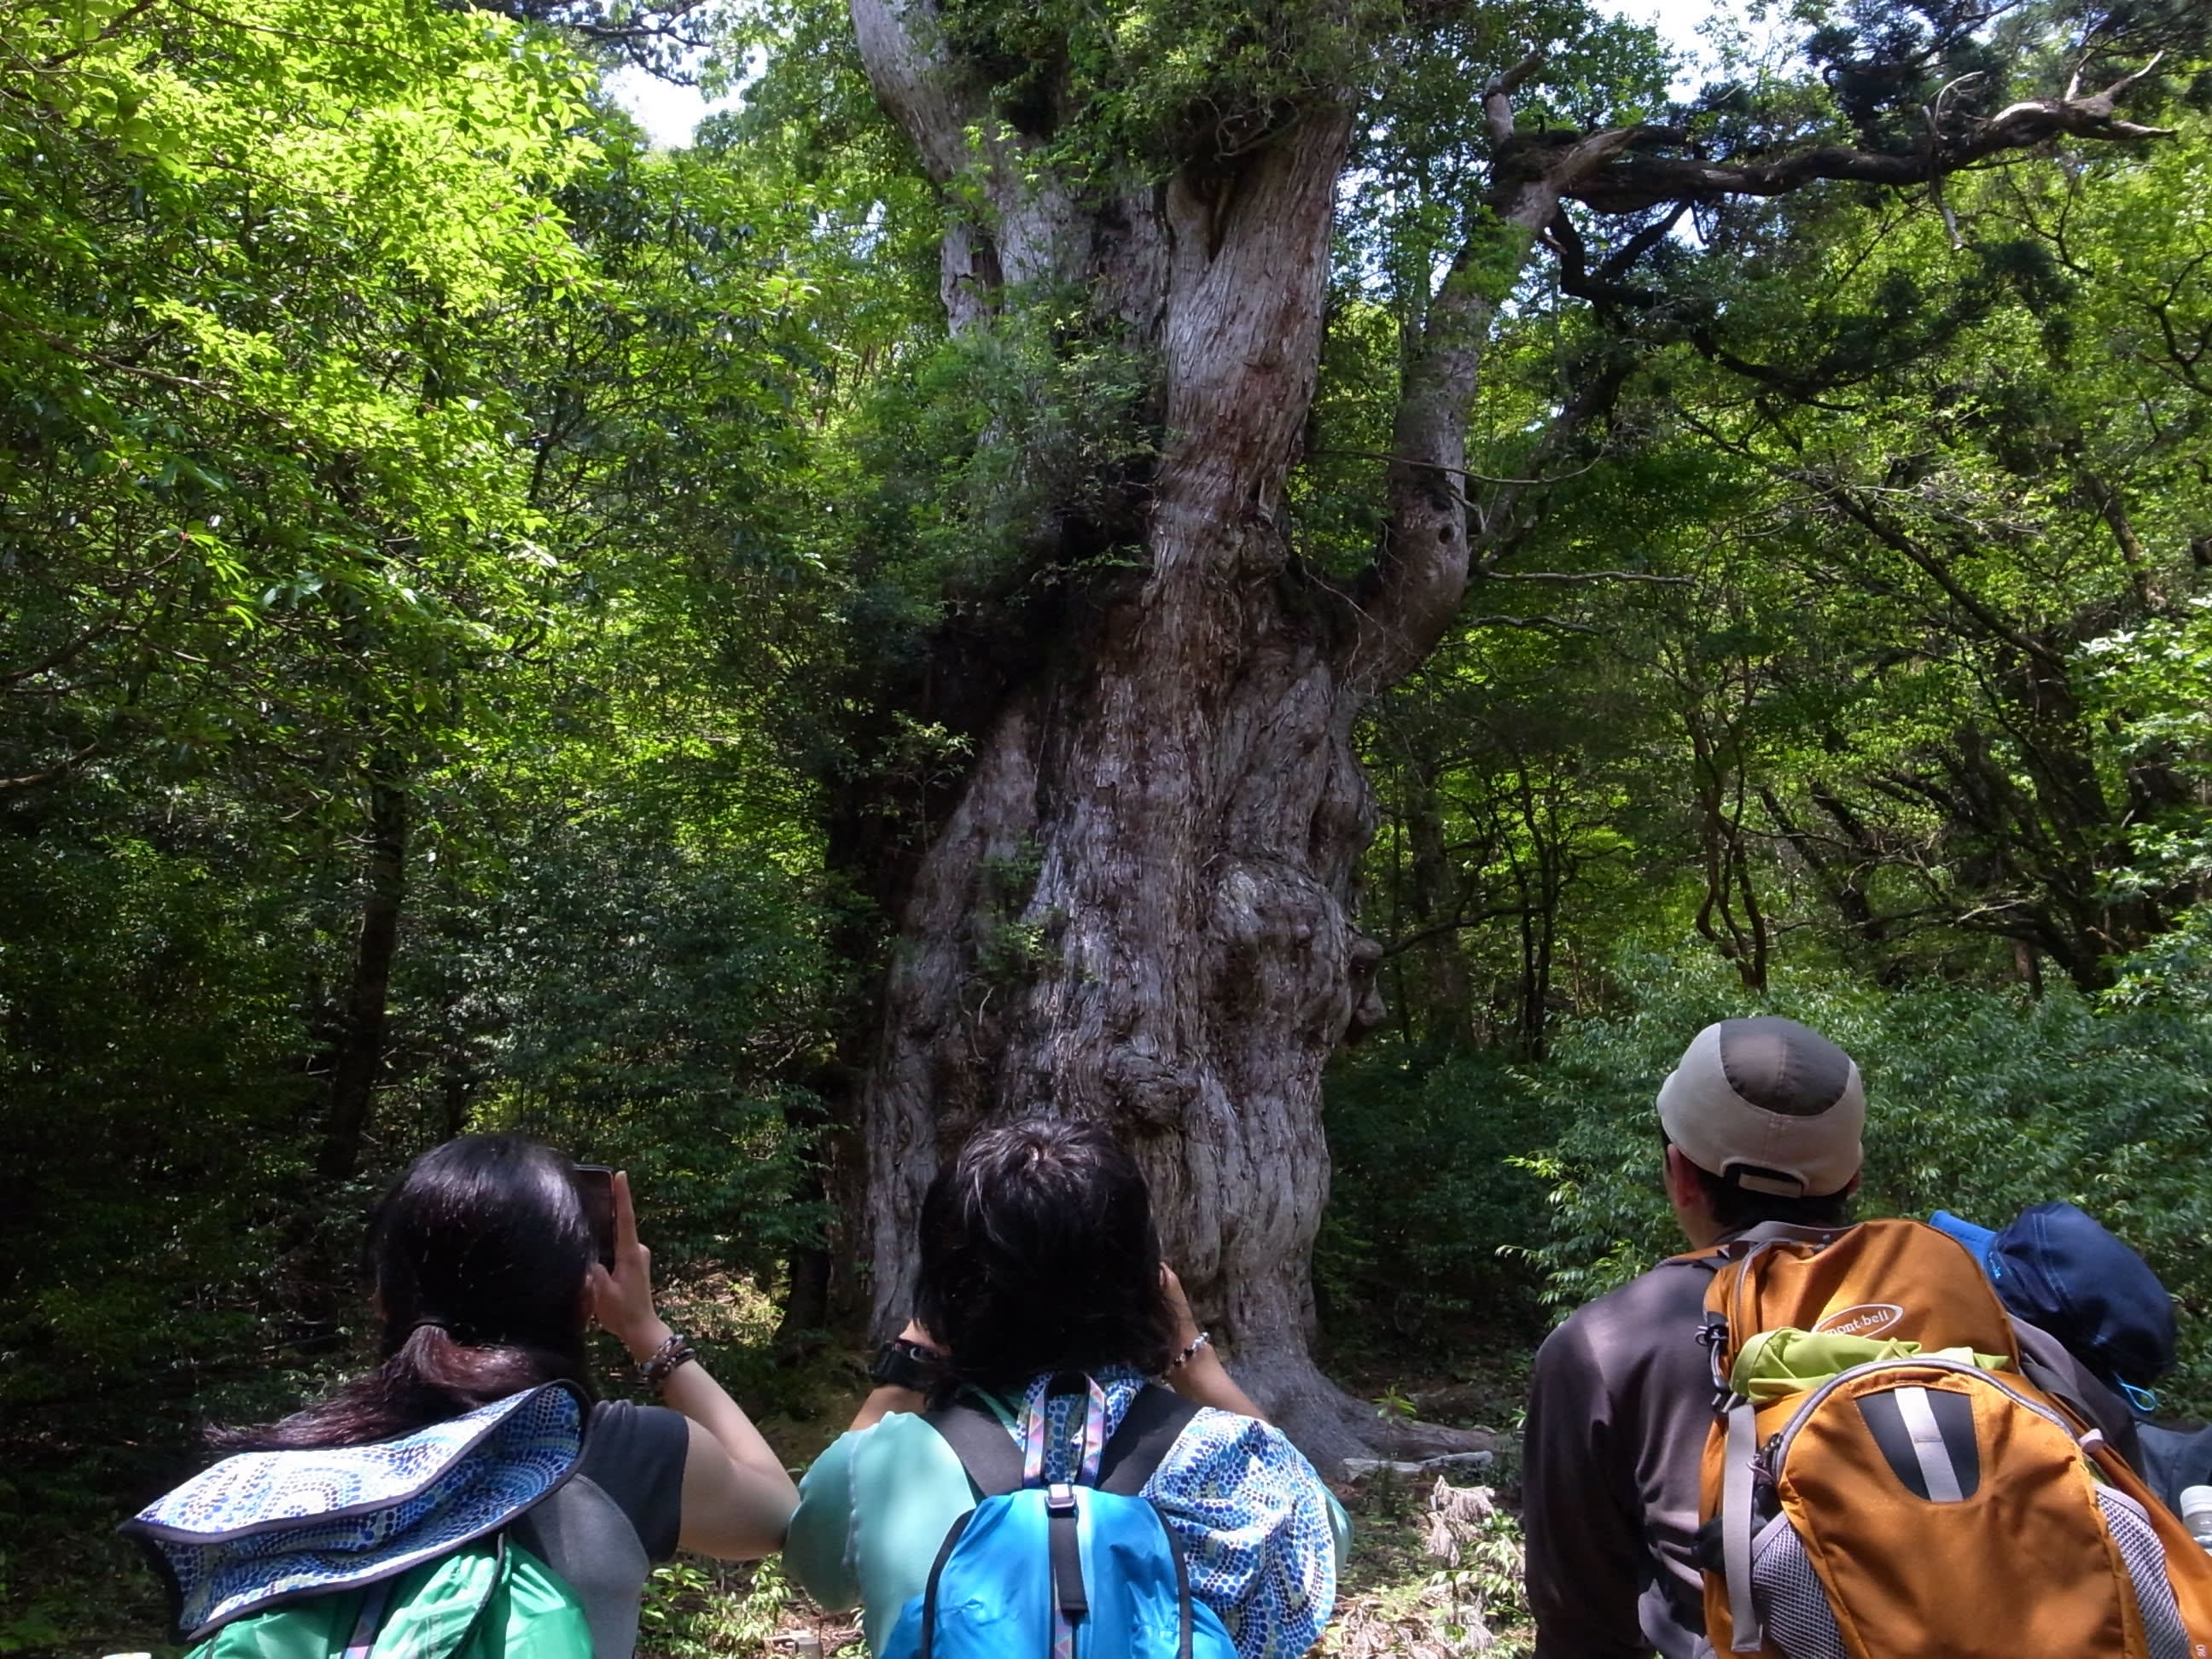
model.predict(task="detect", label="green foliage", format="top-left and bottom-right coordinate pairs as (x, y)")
top-left (1348, 102), bottom-right (2212, 1025)
top-left (1318, 1047), bottom-right (1551, 1351)
top-left (1, 0), bottom-right (596, 801)
top-left (0, 797), bottom-right (318, 1411)
top-left (2085, 599), bottom-right (2212, 975)
top-left (1, 8), bottom-right (840, 1643)
top-left (1523, 952), bottom-right (2212, 1412)
top-left (461, 816), bottom-right (830, 1275)
top-left (638, 1557), bottom-right (801, 1657)
top-left (823, 299), bottom-right (1156, 638)
top-left (931, 0), bottom-right (1390, 178)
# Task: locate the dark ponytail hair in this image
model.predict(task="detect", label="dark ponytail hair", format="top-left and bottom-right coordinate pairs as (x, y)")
top-left (215, 1135), bottom-right (597, 1451)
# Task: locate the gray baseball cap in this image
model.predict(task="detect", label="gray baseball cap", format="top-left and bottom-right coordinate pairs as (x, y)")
top-left (1656, 1016), bottom-right (1865, 1198)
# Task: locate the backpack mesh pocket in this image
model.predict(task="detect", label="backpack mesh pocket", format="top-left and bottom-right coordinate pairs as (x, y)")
top-left (1750, 1511), bottom-right (1849, 1659)
top-left (2098, 1485), bottom-right (2189, 1659)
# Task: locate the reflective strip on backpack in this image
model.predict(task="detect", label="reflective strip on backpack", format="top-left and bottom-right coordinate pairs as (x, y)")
top-left (1890, 1387), bottom-right (1965, 1502)
top-left (1723, 1399), bottom-right (1763, 1653)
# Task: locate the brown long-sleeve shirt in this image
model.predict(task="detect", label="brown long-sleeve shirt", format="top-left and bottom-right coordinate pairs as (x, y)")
top-left (1520, 1222), bottom-right (2142, 1659)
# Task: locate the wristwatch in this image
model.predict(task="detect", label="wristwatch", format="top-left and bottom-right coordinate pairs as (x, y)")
top-left (868, 1336), bottom-right (945, 1392)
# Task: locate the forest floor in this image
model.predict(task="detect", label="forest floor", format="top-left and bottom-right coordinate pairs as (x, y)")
top-left (0, 1275), bottom-right (1534, 1658)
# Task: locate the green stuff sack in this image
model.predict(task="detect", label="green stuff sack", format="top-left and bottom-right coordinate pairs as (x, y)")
top-left (187, 1540), bottom-right (589, 1659)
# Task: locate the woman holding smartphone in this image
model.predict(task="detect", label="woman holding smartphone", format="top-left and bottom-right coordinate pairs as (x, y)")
top-left (785, 1118), bottom-right (1348, 1659)
top-left (129, 1135), bottom-right (796, 1659)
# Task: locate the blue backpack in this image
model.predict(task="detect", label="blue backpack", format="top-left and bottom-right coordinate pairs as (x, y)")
top-left (880, 1377), bottom-right (1237, 1659)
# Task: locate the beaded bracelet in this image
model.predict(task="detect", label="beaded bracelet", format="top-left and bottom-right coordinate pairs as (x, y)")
top-left (640, 1331), bottom-right (697, 1388)
top-left (1169, 1331), bottom-right (1212, 1370)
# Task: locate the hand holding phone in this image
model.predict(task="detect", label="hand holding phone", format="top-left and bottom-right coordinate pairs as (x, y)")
top-left (573, 1164), bottom-right (616, 1271)
top-left (583, 1168), bottom-right (667, 1363)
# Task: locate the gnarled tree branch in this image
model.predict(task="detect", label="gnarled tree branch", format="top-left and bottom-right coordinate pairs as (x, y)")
top-left (1562, 57), bottom-right (2174, 216)
top-left (1349, 76), bottom-right (1644, 690)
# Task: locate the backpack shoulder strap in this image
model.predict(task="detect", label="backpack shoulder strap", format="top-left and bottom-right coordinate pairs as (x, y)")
top-left (1668, 1243), bottom-right (1735, 1268)
top-left (924, 1396), bottom-right (1026, 1499)
top-left (1097, 1385), bottom-right (1202, 1497)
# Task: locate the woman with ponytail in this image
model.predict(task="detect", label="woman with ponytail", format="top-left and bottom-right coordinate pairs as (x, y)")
top-left (143, 1135), bottom-right (797, 1659)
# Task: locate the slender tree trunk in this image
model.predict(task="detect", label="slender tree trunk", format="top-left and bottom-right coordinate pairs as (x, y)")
top-left (773, 1082), bottom-right (838, 1353)
top-left (317, 773), bottom-right (408, 1182)
top-left (1403, 762), bottom-right (1475, 1047)
top-left (1512, 771), bottom-right (1563, 1060)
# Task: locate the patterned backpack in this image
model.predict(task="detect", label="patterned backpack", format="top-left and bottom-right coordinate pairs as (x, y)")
top-left (878, 1372), bottom-right (1238, 1659)
top-left (1693, 1220), bottom-right (2212, 1658)
top-left (121, 1382), bottom-right (592, 1659)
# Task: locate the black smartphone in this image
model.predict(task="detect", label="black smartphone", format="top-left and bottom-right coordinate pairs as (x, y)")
top-left (573, 1164), bottom-right (616, 1271)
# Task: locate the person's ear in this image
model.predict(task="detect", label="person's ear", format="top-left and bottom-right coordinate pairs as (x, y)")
top-left (1663, 1144), bottom-right (1703, 1210)
top-left (1664, 1144), bottom-right (1724, 1248)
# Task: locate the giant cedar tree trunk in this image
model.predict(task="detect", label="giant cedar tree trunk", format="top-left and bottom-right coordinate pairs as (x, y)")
top-left (837, 9), bottom-right (1588, 1470)
top-left (850, 116), bottom-right (1389, 1462)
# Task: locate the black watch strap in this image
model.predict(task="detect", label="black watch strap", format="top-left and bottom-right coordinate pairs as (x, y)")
top-left (868, 1337), bottom-right (943, 1392)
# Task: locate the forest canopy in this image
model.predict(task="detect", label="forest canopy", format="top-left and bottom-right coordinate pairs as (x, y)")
top-left (3, 0), bottom-right (2211, 1642)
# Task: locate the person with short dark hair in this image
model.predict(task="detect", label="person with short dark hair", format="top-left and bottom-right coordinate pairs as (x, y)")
top-left (1520, 1018), bottom-right (2138, 1658)
top-left (785, 1117), bottom-right (1348, 1659)
top-left (912, 1115), bottom-right (1186, 1388)
top-left (131, 1135), bottom-right (797, 1659)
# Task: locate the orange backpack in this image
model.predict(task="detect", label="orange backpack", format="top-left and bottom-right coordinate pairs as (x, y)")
top-left (1695, 1219), bottom-right (2212, 1658)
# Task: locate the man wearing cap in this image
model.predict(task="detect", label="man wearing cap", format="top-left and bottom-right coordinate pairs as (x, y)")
top-left (1520, 1016), bottom-right (2143, 1659)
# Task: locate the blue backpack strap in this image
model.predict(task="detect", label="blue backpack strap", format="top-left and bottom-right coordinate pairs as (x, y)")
top-left (1099, 1385), bottom-right (1202, 1659)
top-left (1037, 1372), bottom-right (1099, 1633)
top-left (1045, 1479), bottom-right (1086, 1624)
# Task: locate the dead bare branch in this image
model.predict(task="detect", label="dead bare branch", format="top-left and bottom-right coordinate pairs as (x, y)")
top-left (1483, 50), bottom-right (1545, 147)
top-left (1464, 613), bottom-right (1599, 632)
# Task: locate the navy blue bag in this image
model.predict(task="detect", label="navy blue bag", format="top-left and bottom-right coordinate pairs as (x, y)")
top-left (1935, 1202), bottom-right (2212, 1513)
top-left (1932, 1202), bottom-right (2176, 1410)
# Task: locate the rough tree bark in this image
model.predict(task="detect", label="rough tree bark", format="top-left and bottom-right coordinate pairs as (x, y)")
top-left (835, 16), bottom-right (1633, 1464)
top-left (830, 7), bottom-right (2176, 1466)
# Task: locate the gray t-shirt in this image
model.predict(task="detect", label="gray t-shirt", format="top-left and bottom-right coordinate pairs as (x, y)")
top-left (511, 1400), bottom-right (688, 1659)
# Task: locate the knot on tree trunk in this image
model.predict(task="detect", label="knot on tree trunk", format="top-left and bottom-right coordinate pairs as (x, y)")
top-left (1346, 933), bottom-right (1388, 1038)
top-left (1104, 1047), bottom-right (1201, 1127)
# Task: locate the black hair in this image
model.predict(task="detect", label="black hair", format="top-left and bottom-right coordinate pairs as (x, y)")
top-left (914, 1117), bottom-right (1180, 1389)
top-left (214, 1134), bottom-right (596, 1451)
top-left (1667, 1134), bottom-right (1856, 1231)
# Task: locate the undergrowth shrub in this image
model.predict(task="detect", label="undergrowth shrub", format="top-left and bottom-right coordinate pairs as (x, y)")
top-left (461, 821), bottom-right (830, 1279)
top-left (1318, 1046), bottom-right (1551, 1357)
top-left (1522, 952), bottom-right (2212, 1414)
